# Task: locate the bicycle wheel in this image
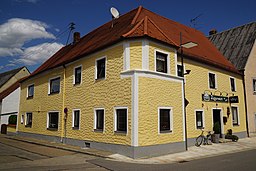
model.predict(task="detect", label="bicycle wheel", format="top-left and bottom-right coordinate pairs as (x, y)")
top-left (195, 135), bottom-right (203, 147)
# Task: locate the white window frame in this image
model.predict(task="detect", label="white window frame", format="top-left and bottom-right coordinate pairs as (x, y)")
top-left (21, 114), bottom-right (24, 124)
top-left (95, 56), bottom-right (107, 80)
top-left (158, 107), bottom-right (173, 134)
top-left (208, 72), bottom-right (217, 89)
top-left (72, 109), bottom-right (81, 129)
top-left (27, 84), bottom-right (34, 98)
top-left (230, 77), bottom-right (236, 92)
top-left (154, 49), bottom-right (170, 74)
top-left (195, 109), bottom-right (205, 130)
top-left (48, 76), bottom-right (61, 95)
top-left (73, 65), bottom-right (82, 85)
top-left (231, 105), bottom-right (240, 126)
top-left (47, 111), bottom-right (59, 130)
top-left (114, 107), bottom-right (128, 134)
top-left (94, 108), bottom-right (105, 132)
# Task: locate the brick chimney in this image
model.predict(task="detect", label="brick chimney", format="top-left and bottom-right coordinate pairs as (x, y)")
top-left (209, 29), bottom-right (217, 36)
top-left (73, 32), bottom-right (80, 44)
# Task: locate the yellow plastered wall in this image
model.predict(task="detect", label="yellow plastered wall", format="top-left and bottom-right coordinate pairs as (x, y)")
top-left (64, 44), bottom-right (132, 145)
top-left (18, 68), bottom-right (64, 137)
top-left (183, 58), bottom-right (246, 138)
top-left (149, 42), bottom-right (176, 75)
top-left (18, 44), bottom-right (132, 145)
top-left (138, 77), bottom-right (183, 146)
top-left (130, 41), bottom-right (142, 69)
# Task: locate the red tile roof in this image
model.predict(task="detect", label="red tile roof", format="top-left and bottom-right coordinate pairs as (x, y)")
top-left (26, 6), bottom-right (239, 81)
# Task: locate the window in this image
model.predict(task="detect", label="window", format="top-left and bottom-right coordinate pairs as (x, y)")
top-left (253, 79), bottom-right (256, 93)
top-left (209, 73), bottom-right (216, 89)
top-left (72, 110), bottom-right (80, 129)
top-left (231, 107), bottom-right (239, 126)
top-left (26, 113), bottom-right (32, 127)
top-left (230, 77), bottom-right (236, 92)
top-left (115, 108), bottom-right (127, 133)
top-left (48, 112), bottom-right (59, 129)
top-left (94, 109), bottom-right (104, 131)
top-left (27, 84), bottom-right (34, 98)
top-left (195, 111), bottom-right (204, 129)
top-left (96, 57), bottom-right (106, 79)
top-left (156, 51), bottom-right (168, 73)
top-left (159, 108), bottom-right (172, 133)
top-left (177, 64), bottom-right (183, 77)
top-left (74, 66), bottom-right (82, 85)
top-left (49, 77), bottom-right (60, 94)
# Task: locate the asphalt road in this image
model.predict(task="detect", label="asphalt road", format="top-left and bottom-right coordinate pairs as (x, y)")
top-left (0, 136), bottom-right (107, 170)
top-left (89, 149), bottom-right (256, 171)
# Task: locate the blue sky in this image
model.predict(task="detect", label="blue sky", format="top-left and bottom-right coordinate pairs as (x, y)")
top-left (0, 0), bottom-right (255, 73)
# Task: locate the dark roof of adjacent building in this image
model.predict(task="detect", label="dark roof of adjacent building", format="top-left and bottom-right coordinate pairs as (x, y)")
top-left (25, 6), bottom-right (239, 81)
top-left (209, 22), bottom-right (256, 70)
top-left (0, 67), bottom-right (25, 88)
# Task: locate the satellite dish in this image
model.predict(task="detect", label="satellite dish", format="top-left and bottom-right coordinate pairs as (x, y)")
top-left (110, 7), bottom-right (119, 19)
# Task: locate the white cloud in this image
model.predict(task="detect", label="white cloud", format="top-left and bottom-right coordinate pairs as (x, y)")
top-left (0, 18), bottom-right (55, 57)
top-left (12, 42), bottom-right (63, 65)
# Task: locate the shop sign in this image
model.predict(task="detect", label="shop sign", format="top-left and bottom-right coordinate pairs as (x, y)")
top-left (202, 94), bottom-right (228, 103)
top-left (229, 96), bottom-right (239, 103)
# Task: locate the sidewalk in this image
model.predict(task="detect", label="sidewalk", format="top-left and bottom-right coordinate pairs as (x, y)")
top-left (1, 134), bottom-right (112, 158)
top-left (2, 134), bottom-right (256, 164)
top-left (109, 136), bottom-right (256, 164)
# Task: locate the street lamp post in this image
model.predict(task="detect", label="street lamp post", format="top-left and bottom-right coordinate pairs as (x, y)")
top-left (180, 32), bottom-right (198, 151)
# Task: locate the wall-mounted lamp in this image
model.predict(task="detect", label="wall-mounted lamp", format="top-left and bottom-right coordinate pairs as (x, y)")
top-left (184, 70), bottom-right (191, 75)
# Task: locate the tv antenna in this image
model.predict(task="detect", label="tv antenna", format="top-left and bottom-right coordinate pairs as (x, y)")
top-left (110, 7), bottom-right (119, 28)
top-left (190, 13), bottom-right (203, 29)
top-left (66, 22), bottom-right (75, 45)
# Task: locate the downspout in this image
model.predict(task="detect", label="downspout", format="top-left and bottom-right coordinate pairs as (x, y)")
top-left (240, 69), bottom-right (249, 137)
top-left (61, 65), bottom-right (67, 143)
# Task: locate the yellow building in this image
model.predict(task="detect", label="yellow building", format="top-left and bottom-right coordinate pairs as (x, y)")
top-left (17, 6), bottom-right (247, 158)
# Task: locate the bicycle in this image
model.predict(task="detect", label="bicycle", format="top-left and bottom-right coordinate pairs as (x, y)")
top-left (195, 129), bottom-right (213, 147)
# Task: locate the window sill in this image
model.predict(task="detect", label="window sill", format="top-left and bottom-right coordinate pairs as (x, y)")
top-left (48, 92), bottom-right (60, 95)
top-left (95, 77), bottom-right (106, 81)
top-left (232, 124), bottom-right (239, 127)
top-left (73, 83), bottom-right (81, 86)
top-left (25, 125), bottom-right (32, 128)
top-left (160, 130), bottom-right (172, 134)
top-left (26, 96), bottom-right (33, 100)
top-left (94, 129), bottom-right (103, 132)
top-left (114, 131), bottom-right (127, 135)
top-left (47, 128), bottom-right (58, 131)
top-left (72, 127), bottom-right (80, 130)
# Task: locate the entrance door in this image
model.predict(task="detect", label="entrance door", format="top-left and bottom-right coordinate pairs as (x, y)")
top-left (213, 109), bottom-right (222, 138)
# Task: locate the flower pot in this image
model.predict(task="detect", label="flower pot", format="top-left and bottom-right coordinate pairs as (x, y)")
top-left (211, 134), bottom-right (220, 143)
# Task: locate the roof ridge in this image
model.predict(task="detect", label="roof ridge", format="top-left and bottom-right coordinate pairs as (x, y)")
top-left (131, 6), bottom-right (143, 25)
top-left (122, 17), bottom-right (145, 37)
top-left (147, 17), bottom-right (179, 46)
